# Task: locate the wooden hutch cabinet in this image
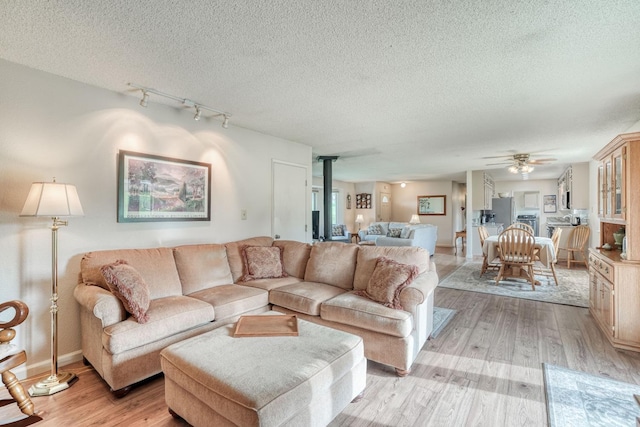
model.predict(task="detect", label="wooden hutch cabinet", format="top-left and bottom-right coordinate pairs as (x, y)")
top-left (590, 132), bottom-right (640, 352)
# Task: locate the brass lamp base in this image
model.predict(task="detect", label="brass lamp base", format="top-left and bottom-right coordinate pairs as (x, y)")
top-left (28, 371), bottom-right (77, 396)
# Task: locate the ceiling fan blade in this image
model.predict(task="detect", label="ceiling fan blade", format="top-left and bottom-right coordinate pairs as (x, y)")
top-left (529, 158), bottom-right (557, 164)
top-left (486, 161), bottom-right (513, 166)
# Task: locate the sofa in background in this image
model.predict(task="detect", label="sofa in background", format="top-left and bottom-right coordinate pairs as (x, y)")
top-left (74, 238), bottom-right (438, 396)
top-left (359, 222), bottom-right (438, 256)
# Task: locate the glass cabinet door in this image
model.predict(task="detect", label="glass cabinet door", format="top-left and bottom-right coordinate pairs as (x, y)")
top-left (612, 147), bottom-right (625, 219)
top-left (605, 159), bottom-right (612, 218)
top-left (598, 164), bottom-right (605, 217)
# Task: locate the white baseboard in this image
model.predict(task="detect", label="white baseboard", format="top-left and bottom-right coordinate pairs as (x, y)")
top-left (12, 350), bottom-right (84, 381)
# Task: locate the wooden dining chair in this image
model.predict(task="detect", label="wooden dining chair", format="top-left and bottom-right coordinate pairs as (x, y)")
top-left (495, 227), bottom-right (537, 290)
top-left (478, 226), bottom-right (499, 276)
top-left (507, 222), bottom-right (535, 234)
top-left (534, 228), bottom-right (562, 285)
top-left (0, 301), bottom-right (42, 427)
top-left (559, 225), bottom-right (590, 269)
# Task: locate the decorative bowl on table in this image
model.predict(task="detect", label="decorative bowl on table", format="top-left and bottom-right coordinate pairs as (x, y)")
top-left (498, 192), bottom-right (509, 198)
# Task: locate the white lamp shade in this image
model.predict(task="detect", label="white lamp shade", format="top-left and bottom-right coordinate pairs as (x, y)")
top-left (409, 214), bottom-right (420, 224)
top-left (355, 214), bottom-right (364, 223)
top-left (20, 182), bottom-right (84, 217)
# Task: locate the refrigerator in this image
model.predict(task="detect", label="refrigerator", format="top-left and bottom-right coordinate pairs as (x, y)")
top-left (491, 197), bottom-right (515, 227)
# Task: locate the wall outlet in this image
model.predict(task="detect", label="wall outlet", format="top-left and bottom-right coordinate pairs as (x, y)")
top-left (241, 209), bottom-right (247, 220)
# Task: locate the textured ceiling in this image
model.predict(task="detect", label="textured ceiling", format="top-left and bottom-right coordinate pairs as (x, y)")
top-left (1, 0), bottom-right (639, 182)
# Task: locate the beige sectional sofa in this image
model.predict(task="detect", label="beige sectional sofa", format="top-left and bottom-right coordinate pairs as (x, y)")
top-left (74, 237), bottom-right (438, 396)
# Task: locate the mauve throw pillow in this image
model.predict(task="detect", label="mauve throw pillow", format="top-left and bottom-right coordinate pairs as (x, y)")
top-left (240, 246), bottom-right (288, 282)
top-left (100, 260), bottom-right (150, 323)
top-left (354, 256), bottom-right (418, 309)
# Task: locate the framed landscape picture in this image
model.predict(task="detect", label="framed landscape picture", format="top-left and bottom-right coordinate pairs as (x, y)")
top-left (117, 150), bottom-right (211, 222)
top-left (418, 195), bottom-right (446, 215)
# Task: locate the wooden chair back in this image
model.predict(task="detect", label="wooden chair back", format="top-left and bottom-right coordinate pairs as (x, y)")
top-left (567, 225), bottom-right (590, 250)
top-left (498, 227), bottom-right (536, 264)
top-left (551, 228), bottom-right (562, 257)
top-left (478, 226), bottom-right (489, 246)
top-left (507, 222), bottom-right (535, 234)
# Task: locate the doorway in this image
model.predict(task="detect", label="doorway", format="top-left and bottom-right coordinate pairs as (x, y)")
top-left (272, 160), bottom-right (308, 241)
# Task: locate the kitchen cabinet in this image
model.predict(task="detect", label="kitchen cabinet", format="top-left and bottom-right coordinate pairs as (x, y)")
top-left (557, 163), bottom-right (589, 210)
top-left (471, 171), bottom-right (494, 211)
top-left (589, 132), bottom-right (640, 352)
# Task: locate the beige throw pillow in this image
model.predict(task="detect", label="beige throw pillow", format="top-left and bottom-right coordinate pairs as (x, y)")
top-left (100, 260), bottom-right (151, 323)
top-left (240, 245), bottom-right (288, 282)
top-left (355, 256), bottom-right (418, 309)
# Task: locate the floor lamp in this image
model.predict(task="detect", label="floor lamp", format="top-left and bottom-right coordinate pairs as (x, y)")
top-left (20, 179), bottom-right (84, 396)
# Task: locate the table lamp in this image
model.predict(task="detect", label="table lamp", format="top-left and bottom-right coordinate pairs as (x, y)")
top-left (409, 214), bottom-right (420, 225)
top-left (20, 179), bottom-right (84, 396)
top-left (355, 214), bottom-right (364, 231)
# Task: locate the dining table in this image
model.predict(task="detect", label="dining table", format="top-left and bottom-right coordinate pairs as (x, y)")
top-left (482, 235), bottom-right (557, 284)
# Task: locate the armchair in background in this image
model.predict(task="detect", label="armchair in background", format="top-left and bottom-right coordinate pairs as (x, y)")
top-left (329, 224), bottom-right (351, 243)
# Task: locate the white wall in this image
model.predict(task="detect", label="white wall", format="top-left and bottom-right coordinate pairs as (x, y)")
top-left (0, 59), bottom-right (312, 378)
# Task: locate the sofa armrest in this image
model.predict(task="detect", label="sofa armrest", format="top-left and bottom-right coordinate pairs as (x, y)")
top-left (399, 267), bottom-right (438, 312)
top-left (73, 284), bottom-right (126, 328)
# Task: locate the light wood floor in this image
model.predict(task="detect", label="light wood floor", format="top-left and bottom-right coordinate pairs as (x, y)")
top-left (3, 248), bottom-right (640, 426)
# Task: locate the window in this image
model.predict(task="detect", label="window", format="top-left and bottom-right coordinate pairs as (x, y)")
top-left (331, 190), bottom-right (339, 224)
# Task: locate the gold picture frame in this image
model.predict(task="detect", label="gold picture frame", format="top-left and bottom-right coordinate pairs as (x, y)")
top-left (417, 195), bottom-right (446, 215)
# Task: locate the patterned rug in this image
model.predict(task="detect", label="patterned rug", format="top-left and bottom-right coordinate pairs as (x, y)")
top-left (430, 306), bottom-right (456, 339)
top-left (543, 363), bottom-right (640, 426)
top-left (439, 262), bottom-right (589, 307)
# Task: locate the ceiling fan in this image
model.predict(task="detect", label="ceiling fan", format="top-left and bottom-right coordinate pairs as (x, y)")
top-left (485, 153), bottom-right (556, 176)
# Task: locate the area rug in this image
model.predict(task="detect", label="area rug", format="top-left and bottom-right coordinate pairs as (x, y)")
top-left (543, 363), bottom-right (640, 426)
top-left (438, 262), bottom-right (589, 307)
top-left (430, 306), bottom-right (456, 339)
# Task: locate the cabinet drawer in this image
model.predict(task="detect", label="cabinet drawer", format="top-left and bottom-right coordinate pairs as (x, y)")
top-left (589, 254), bottom-right (614, 282)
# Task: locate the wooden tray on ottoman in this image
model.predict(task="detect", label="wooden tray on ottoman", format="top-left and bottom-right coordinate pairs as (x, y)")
top-left (232, 314), bottom-right (299, 337)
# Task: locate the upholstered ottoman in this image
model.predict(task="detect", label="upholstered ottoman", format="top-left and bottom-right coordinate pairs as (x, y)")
top-left (160, 315), bottom-right (366, 427)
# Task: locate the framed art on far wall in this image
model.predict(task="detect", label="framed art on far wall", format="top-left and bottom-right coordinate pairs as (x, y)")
top-left (543, 194), bottom-right (557, 213)
top-left (417, 195), bottom-right (446, 215)
top-left (117, 150), bottom-right (211, 222)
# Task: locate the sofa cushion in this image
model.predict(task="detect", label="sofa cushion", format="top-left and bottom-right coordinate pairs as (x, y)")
top-left (240, 246), bottom-right (287, 282)
top-left (331, 225), bottom-right (344, 236)
top-left (81, 248), bottom-right (183, 300)
top-left (387, 228), bottom-right (402, 238)
top-left (272, 240), bottom-right (311, 278)
top-left (173, 244), bottom-right (233, 295)
top-left (237, 276), bottom-right (303, 291)
top-left (102, 295), bottom-right (214, 354)
top-left (367, 224), bottom-right (384, 235)
top-left (188, 284), bottom-right (269, 321)
top-left (400, 226), bottom-right (411, 238)
top-left (321, 292), bottom-right (413, 338)
top-left (355, 257), bottom-right (418, 310)
top-left (353, 246), bottom-right (430, 291)
top-left (225, 237), bottom-right (274, 283)
top-left (304, 242), bottom-right (358, 290)
top-left (269, 282), bottom-right (346, 316)
top-left (100, 260), bottom-right (150, 323)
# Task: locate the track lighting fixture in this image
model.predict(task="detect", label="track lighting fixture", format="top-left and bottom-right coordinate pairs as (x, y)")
top-left (139, 91), bottom-right (149, 107)
top-left (128, 83), bottom-right (231, 128)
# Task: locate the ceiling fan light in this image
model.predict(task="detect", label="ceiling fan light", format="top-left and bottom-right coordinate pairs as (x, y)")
top-left (508, 165), bottom-right (519, 173)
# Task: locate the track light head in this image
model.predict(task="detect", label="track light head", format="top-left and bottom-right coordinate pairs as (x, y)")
top-left (140, 91), bottom-right (149, 107)
top-left (194, 106), bottom-right (201, 121)
top-left (400, 182), bottom-right (406, 188)
top-left (222, 115), bottom-right (229, 129)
